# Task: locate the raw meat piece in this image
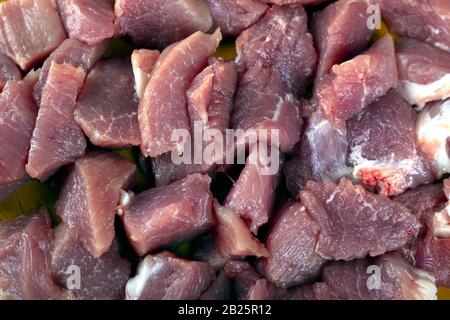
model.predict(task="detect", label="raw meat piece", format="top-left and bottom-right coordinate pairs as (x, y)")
top-left (33, 38), bottom-right (107, 104)
top-left (52, 226), bottom-right (130, 300)
top-left (0, 72), bottom-right (38, 202)
top-left (214, 202), bottom-right (269, 258)
top-left (151, 58), bottom-right (237, 187)
top-left (262, 0), bottom-right (330, 4)
top-left (393, 184), bottom-right (446, 219)
top-left (0, 0), bottom-right (66, 70)
top-left (263, 202), bottom-right (326, 289)
top-left (379, 0), bottom-right (450, 51)
top-left (0, 210), bottom-right (67, 300)
top-left (26, 62), bottom-right (87, 181)
top-left (289, 282), bottom-right (337, 300)
top-left (416, 99), bottom-right (450, 178)
top-left (57, 0), bottom-right (114, 45)
top-left (0, 53), bottom-right (21, 91)
top-left (311, 0), bottom-right (373, 79)
top-left (246, 279), bottom-right (287, 300)
top-left (236, 4), bottom-right (317, 96)
top-left (131, 49), bottom-right (159, 99)
top-left (322, 253), bottom-right (437, 300)
top-left (205, 0), bottom-right (267, 37)
top-left (192, 233), bottom-right (229, 272)
top-left (347, 90), bottom-right (434, 196)
top-left (284, 109), bottom-right (351, 198)
top-left (224, 260), bottom-right (259, 299)
top-left (119, 174), bottom-right (214, 256)
top-left (56, 152), bottom-right (136, 258)
top-left (200, 271), bottom-right (232, 300)
top-left (114, 0), bottom-right (213, 49)
top-left (396, 38), bottom-right (450, 109)
top-left (315, 35), bottom-right (398, 129)
top-left (300, 179), bottom-right (421, 260)
top-left (224, 148), bottom-right (281, 234)
top-left (74, 59), bottom-right (141, 148)
top-left (416, 236), bottom-right (450, 288)
top-left (139, 30), bottom-right (222, 158)
top-left (231, 65), bottom-right (303, 153)
top-left (125, 252), bottom-right (215, 300)
top-left (433, 179), bottom-right (450, 238)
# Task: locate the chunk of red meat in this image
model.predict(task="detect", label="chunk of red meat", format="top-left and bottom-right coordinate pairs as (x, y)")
top-left (26, 62), bottom-right (86, 181)
top-left (236, 4), bottom-right (317, 96)
top-left (119, 173), bottom-right (214, 256)
top-left (56, 152), bottom-right (136, 258)
top-left (33, 38), bottom-right (107, 104)
top-left (139, 30), bottom-right (222, 158)
top-left (114, 0), bottom-right (213, 49)
top-left (205, 0), bottom-right (267, 37)
top-left (57, 0), bottom-right (114, 45)
top-left (322, 253), bottom-right (437, 300)
top-left (0, 53), bottom-right (21, 92)
top-left (312, 0), bottom-right (373, 80)
top-left (300, 178), bottom-right (420, 260)
top-left (315, 35), bottom-right (398, 129)
top-left (214, 202), bottom-right (269, 258)
top-left (51, 226), bottom-right (130, 300)
top-left (200, 271), bottom-right (232, 300)
top-left (74, 59), bottom-right (141, 148)
top-left (231, 65), bottom-right (303, 153)
top-left (131, 49), bottom-right (159, 99)
top-left (347, 90), bottom-right (434, 196)
top-left (0, 0), bottom-right (66, 70)
top-left (125, 252), bottom-right (215, 300)
top-left (396, 38), bottom-right (450, 109)
top-left (263, 202), bottom-right (326, 288)
top-left (0, 210), bottom-right (68, 300)
top-left (0, 72), bottom-right (38, 202)
top-left (379, 0), bottom-right (450, 52)
top-left (288, 282), bottom-right (337, 300)
top-left (393, 184), bottom-right (446, 219)
top-left (416, 236), bottom-right (450, 288)
top-left (224, 260), bottom-right (260, 299)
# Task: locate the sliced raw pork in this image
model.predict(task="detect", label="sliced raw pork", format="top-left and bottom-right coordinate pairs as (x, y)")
top-left (139, 30), bottom-right (222, 158)
top-left (205, 0), bottom-right (267, 37)
top-left (300, 178), bottom-right (421, 260)
top-left (131, 49), bottom-right (160, 99)
top-left (322, 253), bottom-right (437, 300)
top-left (379, 0), bottom-right (450, 51)
top-left (347, 90), bottom-right (434, 196)
top-left (119, 174), bottom-right (214, 256)
top-left (151, 58), bottom-right (237, 187)
top-left (224, 148), bottom-right (281, 234)
top-left (26, 62), bottom-right (86, 181)
top-left (74, 59), bottom-right (141, 148)
top-left (311, 0), bottom-right (373, 79)
top-left (114, 0), bottom-right (213, 49)
top-left (0, 72), bottom-right (38, 202)
top-left (0, 53), bottom-right (21, 91)
top-left (125, 252), bottom-right (215, 300)
top-left (416, 99), bottom-right (450, 179)
top-left (57, 0), bottom-right (114, 45)
top-left (0, 210), bottom-right (67, 300)
top-left (263, 202), bottom-right (326, 289)
top-left (284, 109), bottom-right (351, 198)
top-left (315, 35), bottom-right (398, 129)
top-left (236, 4), bottom-right (317, 96)
top-left (231, 65), bottom-right (303, 153)
top-left (56, 152), bottom-right (136, 258)
top-left (0, 0), bottom-right (66, 70)
top-left (33, 38), bottom-right (107, 104)
top-left (52, 226), bottom-right (131, 300)
top-left (214, 202), bottom-right (269, 258)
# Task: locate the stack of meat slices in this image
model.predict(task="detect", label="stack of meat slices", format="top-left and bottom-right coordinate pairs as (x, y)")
top-left (0, 0), bottom-right (449, 300)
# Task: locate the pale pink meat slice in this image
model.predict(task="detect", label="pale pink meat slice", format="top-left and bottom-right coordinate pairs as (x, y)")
top-left (131, 49), bottom-right (160, 100)
top-left (26, 62), bottom-right (87, 181)
top-left (0, 0), bottom-right (67, 70)
top-left (74, 59), bottom-right (141, 148)
top-left (57, 0), bottom-right (114, 45)
top-left (119, 173), bottom-right (214, 256)
top-left (56, 152), bottom-right (136, 258)
top-left (114, 0), bottom-right (213, 49)
top-left (138, 30), bottom-right (222, 158)
top-left (125, 252), bottom-right (215, 300)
